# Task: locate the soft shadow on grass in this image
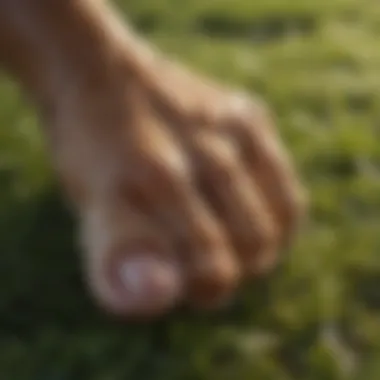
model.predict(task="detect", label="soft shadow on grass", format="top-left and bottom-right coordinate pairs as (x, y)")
top-left (0, 181), bottom-right (280, 379)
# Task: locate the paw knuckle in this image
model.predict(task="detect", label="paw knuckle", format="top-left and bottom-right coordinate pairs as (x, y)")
top-left (211, 154), bottom-right (237, 181)
top-left (196, 135), bottom-right (238, 181)
top-left (139, 148), bottom-right (189, 184)
top-left (255, 219), bottom-right (279, 249)
top-left (229, 92), bottom-right (271, 124)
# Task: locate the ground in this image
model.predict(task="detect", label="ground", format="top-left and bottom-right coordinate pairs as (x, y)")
top-left (1, 0), bottom-right (380, 379)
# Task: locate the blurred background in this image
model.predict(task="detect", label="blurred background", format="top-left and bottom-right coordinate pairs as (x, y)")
top-left (1, 0), bottom-right (380, 378)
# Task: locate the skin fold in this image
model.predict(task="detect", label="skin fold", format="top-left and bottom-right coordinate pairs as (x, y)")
top-left (0, 0), bottom-right (307, 318)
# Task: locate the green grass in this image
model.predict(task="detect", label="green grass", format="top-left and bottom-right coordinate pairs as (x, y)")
top-left (1, 0), bottom-right (380, 379)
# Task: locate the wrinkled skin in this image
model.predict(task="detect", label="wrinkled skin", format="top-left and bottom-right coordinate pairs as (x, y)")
top-left (0, 0), bottom-right (307, 318)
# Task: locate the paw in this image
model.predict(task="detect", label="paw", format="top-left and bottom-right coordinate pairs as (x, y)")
top-left (52, 58), bottom-right (307, 319)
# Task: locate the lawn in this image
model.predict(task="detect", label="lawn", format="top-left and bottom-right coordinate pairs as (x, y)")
top-left (1, 0), bottom-right (380, 379)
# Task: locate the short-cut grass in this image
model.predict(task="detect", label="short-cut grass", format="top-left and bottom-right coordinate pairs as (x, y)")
top-left (0, 0), bottom-right (380, 378)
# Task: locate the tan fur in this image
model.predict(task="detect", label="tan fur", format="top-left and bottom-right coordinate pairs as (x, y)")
top-left (0, 0), bottom-right (307, 317)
